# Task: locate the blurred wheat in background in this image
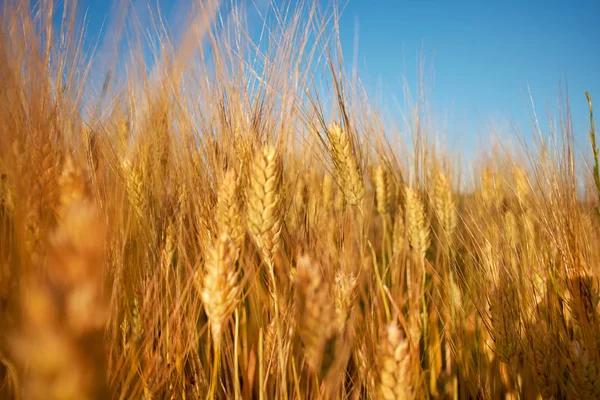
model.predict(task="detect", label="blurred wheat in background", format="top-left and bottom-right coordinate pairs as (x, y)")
top-left (1, 0), bottom-right (599, 399)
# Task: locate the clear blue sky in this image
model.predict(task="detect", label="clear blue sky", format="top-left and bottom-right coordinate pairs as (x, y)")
top-left (67, 0), bottom-right (599, 159)
top-left (336, 0), bottom-right (600, 157)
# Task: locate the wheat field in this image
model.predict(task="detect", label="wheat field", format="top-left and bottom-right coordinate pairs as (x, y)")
top-left (1, 0), bottom-right (599, 399)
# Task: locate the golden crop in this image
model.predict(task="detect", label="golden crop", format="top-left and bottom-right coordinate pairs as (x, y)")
top-left (0, 1), bottom-right (599, 399)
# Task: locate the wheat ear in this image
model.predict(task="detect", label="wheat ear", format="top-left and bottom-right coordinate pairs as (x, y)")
top-left (200, 232), bottom-right (240, 341)
top-left (326, 123), bottom-right (364, 206)
top-left (373, 165), bottom-right (392, 218)
top-left (295, 254), bottom-right (338, 377)
top-left (433, 171), bottom-right (456, 246)
top-left (246, 145), bottom-right (287, 397)
top-left (247, 145), bottom-right (282, 268)
top-left (405, 186), bottom-right (430, 260)
top-left (217, 169), bottom-right (245, 252)
top-left (377, 321), bottom-right (413, 400)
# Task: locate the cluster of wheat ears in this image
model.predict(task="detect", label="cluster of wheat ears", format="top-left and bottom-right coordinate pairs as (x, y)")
top-left (1, 0), bottom-right (600, 399)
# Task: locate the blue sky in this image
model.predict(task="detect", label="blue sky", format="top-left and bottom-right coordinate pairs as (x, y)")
top-left (336, 0), bottom-right (600, 156)
top-left (66, 0), bottom-right (599, 160)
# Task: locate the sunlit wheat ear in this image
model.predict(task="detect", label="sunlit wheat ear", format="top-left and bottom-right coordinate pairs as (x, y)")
top-left (216, 169), bottom-right (245, 251)
top-left (326, 123), bottom-right (364, 206)
top-left (334, 270), bottom-right (359, 330)
top-left (355, 339), bottom-right (377, 395)
top-left (433, 172), bottom-right (456, 243)
top-left (377, 321), bottom-right (413, 400)
top-left (130, 296), bottom-right (143, 345)
top-left (404, 186), bottom-right (430, 260)
top-left (247, 145), bottom-right (283, 267)
top-left (373, 165), bottom-right (392, 218)
top-left (295, 254), bottom-right (338, 377)
top-left (121, 158), bottom-right (148, 220)
top-left (160, 220), bottom-right (176, 269)
top-left (262, 317), bottom-right (278, 376)
top-left (392, 205), bottom-right (406, 255)
top-left (200, 233), bottom-right (241, 342)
